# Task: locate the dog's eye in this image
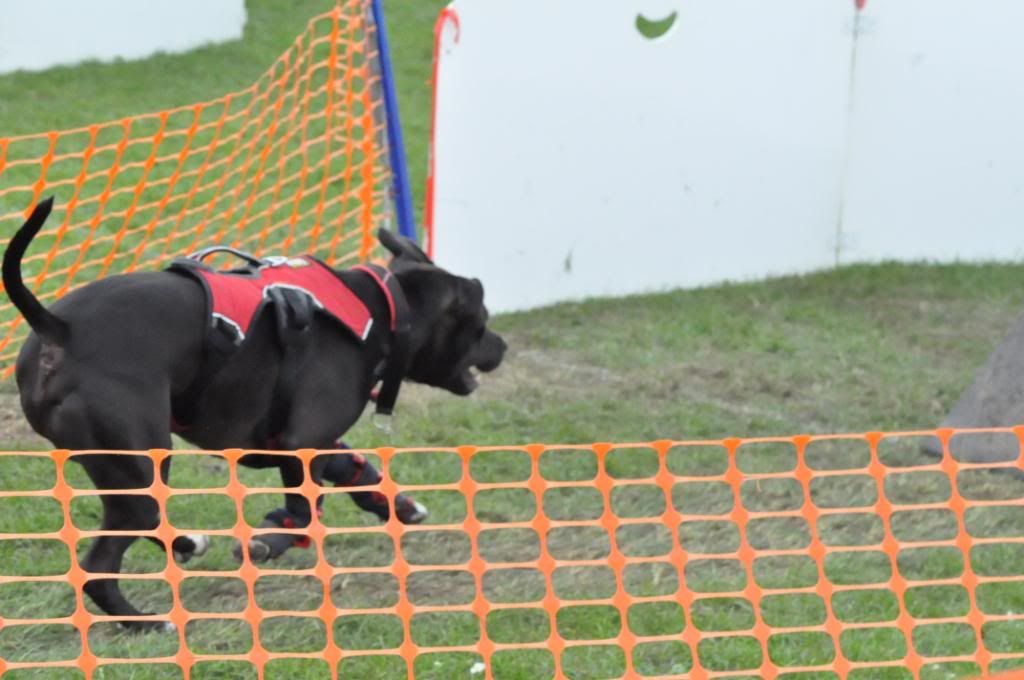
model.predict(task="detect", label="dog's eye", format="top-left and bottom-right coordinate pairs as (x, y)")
top-left (475, 326), bottom-right (486, 341)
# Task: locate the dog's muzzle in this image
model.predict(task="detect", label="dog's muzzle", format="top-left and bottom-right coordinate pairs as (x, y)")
top-left (449, 332), bottom-right (506, 395)
top-left (476, 331), bottom-right (507, 373)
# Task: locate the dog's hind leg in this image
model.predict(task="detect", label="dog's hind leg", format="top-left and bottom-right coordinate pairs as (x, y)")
top-left (52, 391), bottom-right (178, 632)
top-left (141, 458), bottom-right (209, 563)
top-left (80, 490), bottom-right (173, 632)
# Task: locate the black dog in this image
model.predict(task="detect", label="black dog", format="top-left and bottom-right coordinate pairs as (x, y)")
top-left (3, 198), bottom-right (506, 631)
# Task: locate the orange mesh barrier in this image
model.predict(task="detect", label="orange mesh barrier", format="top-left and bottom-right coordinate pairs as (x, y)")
top-left (0, 2), bottom-right (393, 378)
top-left (1, 428), bottom-right (1023, 678)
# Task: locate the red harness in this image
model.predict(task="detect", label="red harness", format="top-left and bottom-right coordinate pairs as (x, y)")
top-left (167, 247), bottom-right (410, 434)
top-left (190, 255), bottom-right (374, 343)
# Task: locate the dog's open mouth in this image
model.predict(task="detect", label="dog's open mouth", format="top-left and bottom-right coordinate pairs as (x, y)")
top-left (441, 333), bottom-right (505, 396)
top-left (455, 368), bottom-right (480, 395)
top-left (440, 367), bottom-right (480, 396)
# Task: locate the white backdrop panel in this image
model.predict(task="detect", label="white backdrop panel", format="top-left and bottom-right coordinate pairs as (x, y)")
top-left (0, 0), bottom-right (246, 75)
top-left (842, 0), bottom-right (1024, 262)
top-left (432, 0), bottom-right (855, 312)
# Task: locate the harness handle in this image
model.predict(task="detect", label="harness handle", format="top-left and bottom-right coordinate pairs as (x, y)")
top-left (189, 246), bottom-right (264, 268)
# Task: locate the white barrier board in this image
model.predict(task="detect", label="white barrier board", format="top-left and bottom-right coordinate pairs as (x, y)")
top-left (431, 0), bottom-right (1024, 312)
top-left (0, 0), bottom-right (246, 75)
top-left (842, 0), bottom-right (1024, 262)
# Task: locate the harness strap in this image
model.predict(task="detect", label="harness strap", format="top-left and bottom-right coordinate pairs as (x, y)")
top-left (170, 333), bottom-right (234, 433)
top-left (352, 264), bottom-right (412, 417)
top-left (168, 253), bottom-right (411, 430)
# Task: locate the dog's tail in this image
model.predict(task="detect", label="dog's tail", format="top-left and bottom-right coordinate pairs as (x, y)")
top-left (2, 197), bottom-right (70, 345)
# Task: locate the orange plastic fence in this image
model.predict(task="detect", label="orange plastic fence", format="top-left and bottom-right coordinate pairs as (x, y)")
top-left (0, 2), bottom-right (392, 378)
top-left (1, 428), bottom-right (1023, 679)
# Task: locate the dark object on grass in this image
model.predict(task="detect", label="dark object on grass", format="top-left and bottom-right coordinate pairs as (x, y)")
top-left (923, 312), bottom-right (1024, 470)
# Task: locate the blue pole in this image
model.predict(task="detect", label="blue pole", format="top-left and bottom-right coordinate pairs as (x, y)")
top-left (370, 0), bottom-right (418, 241)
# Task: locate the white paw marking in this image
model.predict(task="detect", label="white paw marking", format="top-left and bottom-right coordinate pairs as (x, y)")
top-left (172, 535), bottom-right (210, 563)
top-left (187, 534), bottom-right (210, 557)
top-left (409, 501), bottom-right (428, 523)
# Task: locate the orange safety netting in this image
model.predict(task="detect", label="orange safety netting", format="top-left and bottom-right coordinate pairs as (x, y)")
top-left (1, 428), bottom-right (1023, 679)
top-left (0, 1), bottom-right (393, 378)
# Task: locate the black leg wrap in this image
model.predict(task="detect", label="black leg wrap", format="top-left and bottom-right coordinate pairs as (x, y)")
top-left (233, 506), bottom-right (318, 563)
top-left (263, 507), bottom-right (312, 548)
top-left (322, 452), bottom-right (428, 524)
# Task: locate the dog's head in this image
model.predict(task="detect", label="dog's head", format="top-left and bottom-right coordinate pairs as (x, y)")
top-left (378, 229), bottom-right (506, 395)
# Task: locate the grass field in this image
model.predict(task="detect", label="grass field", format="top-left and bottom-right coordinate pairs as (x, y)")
top-left (0, 0), bottom-right (444, 220)
top-left (2, 264), bottom-right (1024, 679)
top-left (1, 1), bottom-right (1024, 679)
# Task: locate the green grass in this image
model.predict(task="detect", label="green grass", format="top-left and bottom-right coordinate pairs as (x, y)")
top-left (1, 2), bottom-right (1024, 678)
top-left (2, 263), bottom-right (1024, 677)
top-left (0, 0), bottom-right (445, 221)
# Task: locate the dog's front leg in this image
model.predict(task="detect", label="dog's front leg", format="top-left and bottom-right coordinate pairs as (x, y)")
top-left (234, 446), bottom-right (429, 563)
top-left (235, 455), bottom-right (316, 563)
top-left (320, 448), bottom-right (427, 524)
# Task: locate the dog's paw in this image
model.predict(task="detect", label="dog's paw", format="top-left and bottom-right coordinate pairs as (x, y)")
top-left (189, 534), bottom-right (210, 557)
top-left (232, 538), bottom-right (272, 563)
top-left (397, 498), bottom-right (428, 525)
top-left (117, 619), bottom-right (176, 634)
top-left (172, 535), bottom-right (210, 564)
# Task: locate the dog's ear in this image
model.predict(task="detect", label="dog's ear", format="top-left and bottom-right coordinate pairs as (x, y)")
top-left (377, 228), bottom-right (432, 265)
top-left (457, 277), bottom-right (484, 310)
top-left (392, 263), bottom-right (452, 303)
